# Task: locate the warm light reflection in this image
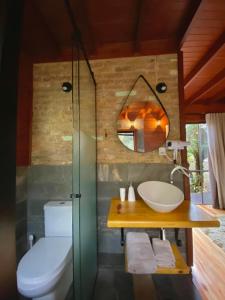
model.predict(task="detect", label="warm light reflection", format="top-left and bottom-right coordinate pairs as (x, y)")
top-left (133, 118), bottom-right (144, 130)
top-left (118, 101), bottom-right (169, 151)
top-left (119, 118), bottom-right (131, 129)
top-left (156, 119), bottom-right (161, 127)
top-left (165, 124), bottom-right (169, 137)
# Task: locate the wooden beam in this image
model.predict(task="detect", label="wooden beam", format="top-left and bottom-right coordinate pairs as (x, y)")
top-left (16, 52), bottom-right (33, 166)
top-left (178, 0), bottom-right (202, 49)
top-left (133, 0), bottom-right (144, 53)
top-left (205, 90), bottom-right (225, 104)
top-left (184, 31), bottom-right (225, 89)
top-left (32, 38), bottom-right (176, 63)
top-left (178, 51), bottom-right (186, 139)
top-left (91, 39), bottom-right (176, 60)
top-left (178, 50), bottom-right (190, 197)
top-left (184, 114), bottom-right (205, 124)
top-left (186, 67), bottom-right (225, 104)
top-left (178, 51), bottom-right (193, 266)
top-left (178, 50), bottom-right (193, 267)
top-left (184, 104), bottom-right (225, 114)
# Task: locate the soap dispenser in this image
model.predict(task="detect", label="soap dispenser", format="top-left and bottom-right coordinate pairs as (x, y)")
top-left (128, 183), bottom-right (135, 202)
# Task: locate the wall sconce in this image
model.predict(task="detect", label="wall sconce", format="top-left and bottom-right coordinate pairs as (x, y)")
top-left (166, 124), bottom-right (169, 137)
top-left (156, 82), bottom-right (167, 93)
top-left (119, 118), bottom-right (131, 129)
top-left (134, 118), bottom-right (144, 130)
top-left (119, 117), bottom-right (144, 130)
top-left (62, 82), bottom-right (72, 92)
top-left (156, 119), bottom-right (161, 127)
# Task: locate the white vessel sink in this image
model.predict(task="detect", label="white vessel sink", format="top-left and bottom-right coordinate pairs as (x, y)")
top-left (137, 181), bottom-right (184, 213)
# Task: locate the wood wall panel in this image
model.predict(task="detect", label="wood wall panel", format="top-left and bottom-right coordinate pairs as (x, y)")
top-left (193, 229), bottom-right (225, 300)
top-left (16, 52), bottom-right (33, 166)
top-left (0, 0), bottom-right (24, 298)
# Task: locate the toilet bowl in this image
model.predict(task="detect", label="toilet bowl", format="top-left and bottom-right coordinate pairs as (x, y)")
top-left (17, 201), bottom-right (72, 300)
top-left (17, 237), bottom-right (72, 300)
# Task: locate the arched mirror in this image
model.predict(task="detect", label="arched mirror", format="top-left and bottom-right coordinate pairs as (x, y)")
top-left (117, 75), bottom-right (169, 152)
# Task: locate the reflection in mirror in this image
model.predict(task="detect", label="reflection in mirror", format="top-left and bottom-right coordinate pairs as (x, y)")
top-left (117, 75), bottom-right (169, 152)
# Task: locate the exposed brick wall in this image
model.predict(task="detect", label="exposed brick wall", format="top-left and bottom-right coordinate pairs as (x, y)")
top-left (32, 62), bottom-right (73, 165)
top-left (32, 54), bottom-right (179, 165)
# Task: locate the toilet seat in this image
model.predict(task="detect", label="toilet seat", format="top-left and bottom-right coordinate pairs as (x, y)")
top-left (17, 237), bottom-right (72, 298)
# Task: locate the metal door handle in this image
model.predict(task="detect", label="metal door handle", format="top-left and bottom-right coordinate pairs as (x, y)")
top-left (70, 193), bottom-right (81, 198)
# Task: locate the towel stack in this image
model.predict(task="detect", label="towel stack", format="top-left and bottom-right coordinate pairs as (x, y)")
top-left (152, 238), bottom-right (175, 268)
top-left (126, 232), bottom-right (157, 274)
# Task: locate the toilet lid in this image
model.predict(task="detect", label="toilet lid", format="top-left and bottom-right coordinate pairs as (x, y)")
top-left (17, 237), bottom-right (72, 285)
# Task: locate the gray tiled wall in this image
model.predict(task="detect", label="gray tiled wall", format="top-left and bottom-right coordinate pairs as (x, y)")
top-left (16, 167), bottom-right (29, 262)
top-left (27, 165), bottom-right (72, 240)
top-left (97, 163), bottom-right (186, 266)
top-left (26, 162), bottom-right (186, 268)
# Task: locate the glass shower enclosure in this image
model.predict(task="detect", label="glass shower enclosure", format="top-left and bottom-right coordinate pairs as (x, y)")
top-left (71, 45), bottom-right (97, 300)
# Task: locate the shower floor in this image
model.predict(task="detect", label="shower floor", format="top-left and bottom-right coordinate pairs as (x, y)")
top-left (93, 268), bottom-right (202, 300)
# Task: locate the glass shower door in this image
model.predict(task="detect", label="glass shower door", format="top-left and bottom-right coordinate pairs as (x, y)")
top-left (72, 48), bottom-right (97, 300)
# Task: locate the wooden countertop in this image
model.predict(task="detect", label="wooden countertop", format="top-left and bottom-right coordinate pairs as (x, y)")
top-left (107, 198), bottom-right (220, 228)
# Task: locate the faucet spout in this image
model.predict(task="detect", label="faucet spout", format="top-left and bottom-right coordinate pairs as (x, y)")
top-left (170, 165), bottom-right (191, 184)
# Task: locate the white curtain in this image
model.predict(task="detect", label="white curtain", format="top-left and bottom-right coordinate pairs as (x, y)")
top-left (206, 113), bottom-right (225, 209)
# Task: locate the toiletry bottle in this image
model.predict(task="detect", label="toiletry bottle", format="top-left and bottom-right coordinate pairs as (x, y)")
top-left (128, 183), bottom-right (135, 202)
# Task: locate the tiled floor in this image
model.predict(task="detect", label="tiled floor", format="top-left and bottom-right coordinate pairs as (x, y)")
top-left (18, 269), bottom-right (202, 300)
top-left (93, 268), bottom-right (134, 300)
top-left (93, 268), bottom-right (202, 300)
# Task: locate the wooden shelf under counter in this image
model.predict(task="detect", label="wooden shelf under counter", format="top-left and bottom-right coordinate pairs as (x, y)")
top-left (125, 243), bottom-right (190, 275)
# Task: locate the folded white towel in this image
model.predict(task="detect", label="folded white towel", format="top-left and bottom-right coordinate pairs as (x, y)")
top-left (152, 238), bottom-right (175, 268)
top-left (126, 232), bottom-right (157, 274)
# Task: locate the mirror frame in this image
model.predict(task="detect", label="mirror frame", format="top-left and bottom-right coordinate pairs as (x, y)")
top-left (117, 74), bottom-right (170, 152)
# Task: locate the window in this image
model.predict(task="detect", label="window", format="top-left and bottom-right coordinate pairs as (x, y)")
top-left (118, 131), bottom-right (135, 151)
top-left (186, 124), bottom-right (211, 205)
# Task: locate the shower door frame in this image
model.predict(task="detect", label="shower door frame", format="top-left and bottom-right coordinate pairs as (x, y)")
top-left (71, 41), bottom-right (98, 300)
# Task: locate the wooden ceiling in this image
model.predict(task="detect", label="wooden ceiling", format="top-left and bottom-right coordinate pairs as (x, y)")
top-left (181, 0), bottom-right (225, 118)
top-left (21, 0), bottom-right (225, 117)
top-left (25, 0), bottom-right (201, 59)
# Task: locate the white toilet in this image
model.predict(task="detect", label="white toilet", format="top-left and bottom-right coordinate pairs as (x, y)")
top-left (17, 201), bottom-right (73, 300)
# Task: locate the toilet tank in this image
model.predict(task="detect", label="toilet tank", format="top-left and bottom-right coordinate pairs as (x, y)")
top-left (44, 201), bottom-right (72, 237)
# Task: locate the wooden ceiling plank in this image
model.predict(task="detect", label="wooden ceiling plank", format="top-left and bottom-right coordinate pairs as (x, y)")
top-left (185, 34), bottom-right (215, 41)
top-left (133, 0), bottom-right (144, 53)
top-left (179, 0), bottom-right (202, 49)
top-left (186, 67), bottom-right (225, 104)
top-left (181, 41), bottom-right (213, 48)
top-left (31, 1), bottom-right (61, 54)
top-left (184, 31), bottom-right (225, 89)
top-left (196, 82), bottom-right (225, 102)
top-left (205, 89), bottom-right (225, 103)
top-left (69, 0), bottom-right (96, 55)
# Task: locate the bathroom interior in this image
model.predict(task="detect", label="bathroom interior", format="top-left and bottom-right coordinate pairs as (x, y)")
top-left (1, 0), bottom-right (225, 300)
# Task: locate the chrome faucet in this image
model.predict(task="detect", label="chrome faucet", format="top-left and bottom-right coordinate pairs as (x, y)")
top-left (170, 164), bottom-right (191, 184)
top-left (170, 164), bottom-right (191, 247)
